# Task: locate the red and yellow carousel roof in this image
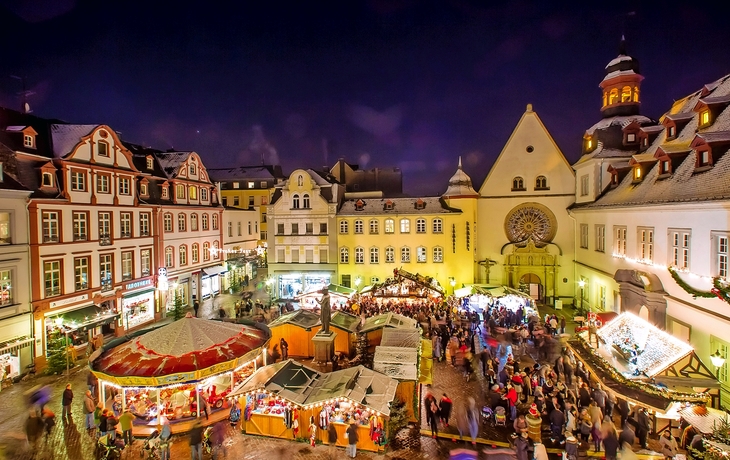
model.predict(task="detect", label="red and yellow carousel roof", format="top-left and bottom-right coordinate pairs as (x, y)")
top-left (91, 314), bottom-right (269, 386)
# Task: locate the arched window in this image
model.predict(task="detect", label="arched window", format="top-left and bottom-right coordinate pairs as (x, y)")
top-left (213, 241), bottom-right (220, 259)
top-left (370, 247), bottom-right (379, 264)
top-left (297, 175), bottom-right (303, 187)
top-left (339, 220), bottom-right (349, 234)
top-left (608, 88), bottom-right (619, 105)
top-left (535, 175), bottom-right (548, 189)
top-left (354, 220), bottom-right (363, 234)
top-left (292, 194), bottom-right (300, 209)
top-left (202, 213), bottom-right (209, 230)
top-left (401, 247), bottom-right (411, 263)
top-left (165, 246), bottom-right (174, 268)
top-left (179, 245), bottom-right (187, 266)
top-left (621, 86), bottom-right (632, 103)
top-left (384, 219), bottom-right (395, 234)
top-left (192, 243), bottom-right (199, 263)
top-left (400, 218), bottom-right (410, 233)
top-left (191, 213), bottom-right (198, 231)
top-left (385, 247), bottom-right (395, 263)
top-left (340, 247), bottom-right (349, 264)
top-left (188, 186), bottom-right (197, 200)
top-left (369, 219), bottom-right (379, 234)
top-left (416, 246), bottom-right (427, 263)
top-left (302, 194), bottom-right (310, 208)
top-left (212, 214), bottom-right (218, 230)
top-left (163, 213), bottom-right (173, 232)
top-left (416, 218), bottom-right (426, 233)
top-left (432, 218), bottom-right (443, 233)
top-left (355, 247), bottom-right (364, 264)
top-left (512, 177), bottom-right (524, 190)
top-left (178, 213), bottom-right (186, 232)
top-left (203, 242), bottom-right (210, 261)
top-left (433, 247), bottom-right (443, 263)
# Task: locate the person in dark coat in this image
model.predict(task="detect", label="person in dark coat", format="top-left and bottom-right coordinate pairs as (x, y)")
top-left (280, 338), bottom-right (289, 361)
top-left (578, 384), bottom-right (592, 408)
top-left (193, 300), bottom-right (200, 317)
top-left (327, 422), bottom-right (338, 456)
top-left (636, 408), bottom-right (651, 449)
top-left (603, 423), bottom-right (620, 460)
top-left (617, 399), bottom-right (630, 428)
top-left (618, 422), bottom-right (636, 447)
top-left (346, 421), bottom-right (359, 458)
top-left (515, 431), bottom-right (534, 460)
top-left (549, 406), bottom-right (566, 442)
top-left (564, 360), bottom-right (574, 386)
top-left (424, 392), bottom-right (439, 438)
top-left (62, 384), bottom-right (74, 421)
top-left (438, 393), bottom-right (453, 427)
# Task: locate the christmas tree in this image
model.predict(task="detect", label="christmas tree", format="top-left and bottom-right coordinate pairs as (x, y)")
top-left (350, 332), bottom-right (373, 369)
top-left (45, 334), bottom-right (69, 375)
top-left (171, 291), bottom-right (186, 320)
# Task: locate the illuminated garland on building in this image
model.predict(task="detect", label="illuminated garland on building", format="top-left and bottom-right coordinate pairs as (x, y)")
top-left (667, 267), bottom-right (730, 304)
top-left (571, 335), bottom-right (711, 404)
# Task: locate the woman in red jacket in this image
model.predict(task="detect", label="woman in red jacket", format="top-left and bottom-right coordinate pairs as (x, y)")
top-left (504, 384), bottom-right (518, 421)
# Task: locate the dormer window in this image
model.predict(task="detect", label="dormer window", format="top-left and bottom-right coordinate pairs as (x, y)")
top-left (140, 183), bottom-right (148, 196)
top-left (146, 156), bottom-right (154, 170)
top-left (161, 186), bottom-right (169, 199)
top-left (633, 167), bottom-right (642, 181)
top-left (97, 141), bottom-right (109, 157)
top-left (626, 133), bottom-right (636, 143)
top-left (668, 126), bottom-right (676, 139)
top-left (701, 110), bottom-right (711, 127)
top-left (660, 160), bottom-right (671, 174)
top-left (24, 134), bottom-right (35, 148)
top-left (42, 172), bottom-right (54, 187)
top-left (643, 137), bottom-right (648, 147)
top-left (384, 200), bottom-right (393, 211)
top-left (189, 164), bottom-right (196, 175)
top-left (355, 200), bottom-right (364, 211)
top-left (512, 176), bottom-right (525, 191)
top-left (415, 199), bottom-right (425, 210)
top-left (699, 150), bottom-right (711, 167)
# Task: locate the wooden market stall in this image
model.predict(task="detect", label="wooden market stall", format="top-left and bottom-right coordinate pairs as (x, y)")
top-left (567, 312), bottom-right (720, 435)
top-left (89, 314), bottom-right (270, 435)
top-left (230, 359), bottom-right (398, 452)
top-left (330, 310), bottom-right (360, 357)
top-left (374, 328), bottom-right (422, 423)
top-left (360, 312), bottom-right (418, 348)
top-left (296, 283), bottom-right (356, 310)
top-left (266, 309), bottom-right (321, 358)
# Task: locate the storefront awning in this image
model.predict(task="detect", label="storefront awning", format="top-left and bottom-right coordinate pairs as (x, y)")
top-left (49, 305), bottom-right (120, 333)
top-left (202, 265), bottom-right (227, 277)
top-left (0, 336), bottom-right (34, 355)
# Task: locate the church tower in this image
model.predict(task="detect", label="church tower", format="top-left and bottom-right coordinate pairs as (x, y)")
top-left (598, 36), bottom-right (644, 118)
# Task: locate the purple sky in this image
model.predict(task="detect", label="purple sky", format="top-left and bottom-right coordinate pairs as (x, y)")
top-left (1, 1), bottom-right (729, 194)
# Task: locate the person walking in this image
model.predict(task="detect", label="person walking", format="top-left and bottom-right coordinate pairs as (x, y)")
top-left (308, 415), bottom-right (318, 447)
top-left (438, 393), bottom-right (453, 427)
top-left (636, 408), bottom-right (651, 449)
top-left (118, 408), bottom-right (136, 447)
top-left (467, 397), bottom-right (479, 446)
top-left (346, 420), bottom-right (359, 458)
top-left (327, 422), bottom-right (338, 456)
top-left (83, 390), bottom-right (95, 431)
top-left (193, 300), bottom-right (200, 317)
top-left (42, 407), bottom-right (56, 440)
top-left (515, 431), bottom-right (534, 460)
top-left (425, 392), bottom-right (439, 438)
top-left (25, 409), bottom-right (44, 448)
top-left (211, 421), bottom-right (227, 460)
top-left (618, 422), bottom-right (636, 447)
top-left (159, 419), bottom-right (172, 460)
top-left (62, 384), bottom-right (74, 422)
top-left (602, 421), bottom-right (620, 460)
top-left (189, 420), bottom-right (204, 460)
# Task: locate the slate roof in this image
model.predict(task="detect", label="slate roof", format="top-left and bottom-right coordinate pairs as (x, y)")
top-left (207, 165), bottom-right (284, 182)
top-left (585, 115), bottom-right (654, 136)
top-left (50, 124), bottom-right (97, 158)
top-left (338, 196), bottom-right (460, 215)
top-left (577, 73), bottom-right (730, 209)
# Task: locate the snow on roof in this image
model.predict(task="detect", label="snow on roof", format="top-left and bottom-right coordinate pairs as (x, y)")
top-left (51, 124), bottom-right (98, 158)
top-left (155, 151), bottom-right (192, 178)
top-left (373, 346), bottom-right (419, 381)
top-left (641, 125), bottom-right (665, 133)
top-left (601, 69), bottom-right (639, 83)
top-left (665, 112), bottom-right (695, 122)
top-left (585, 115), bottom-right (653, 136)
top-left (596, 312), bottom-right (693, 377)
top-left (5, 125), bottom-right (27, 132)
top-left (605, 55), bottom-right (634, 68)
top-left (339, 196), bottom-right (456, 215)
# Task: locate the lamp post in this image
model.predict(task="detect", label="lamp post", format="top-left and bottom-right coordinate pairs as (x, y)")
top-left (578, 279), bottom-right (586, 313)
top-left (450, 277), bottom-right (456, 296)
top-left (710, 349), bottom-right (726, 378)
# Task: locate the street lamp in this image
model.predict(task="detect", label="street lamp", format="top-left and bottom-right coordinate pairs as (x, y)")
top-left (450, 277), bottom-right (456, 295)
top-left (578, 279), bottom-right (586, 313)
top-left (710, 349), bottom-right (726, 378)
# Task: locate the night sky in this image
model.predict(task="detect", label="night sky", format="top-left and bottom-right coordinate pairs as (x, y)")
top-left (1, 1), bottom-right (729, 194)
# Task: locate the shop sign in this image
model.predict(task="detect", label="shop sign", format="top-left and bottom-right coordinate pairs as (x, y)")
top-left (156, 372), bottom-right (196, 385)
top-left (197, 360), bottom-right (235, 379)
top-left (49, 294), bottom-right (89, 309)
top-left (125, 279), bottom-right (152, 290)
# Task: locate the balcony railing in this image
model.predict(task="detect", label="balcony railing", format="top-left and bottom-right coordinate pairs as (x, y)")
top-left (43, 235), bottom-right (59, 243)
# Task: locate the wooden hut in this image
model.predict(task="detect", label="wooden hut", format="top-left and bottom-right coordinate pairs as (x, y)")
top-left (330, 310), bottom-right (360, 357)
top-left (373, 328), bottom-right (422, 423)
top-left (360, 312), bottom-right (418, 348)
top-left (267, 310), bottom-right (321, 358)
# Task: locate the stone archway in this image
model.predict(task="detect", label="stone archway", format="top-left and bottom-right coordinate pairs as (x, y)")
top-left (613, 269), bottom-right (667, 327)
top-left (520, 273), bottom-right (543, 301)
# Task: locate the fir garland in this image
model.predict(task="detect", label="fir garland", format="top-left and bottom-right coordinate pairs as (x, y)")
top-left (667, 268), bottom-right (730, 305)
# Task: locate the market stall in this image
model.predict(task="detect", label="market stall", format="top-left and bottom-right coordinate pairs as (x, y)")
top-left (296, 283), bottom-right (355, 310)
top-left (266, 310), bottom-right (321, 358)
top-left (231, 359), bottom-right (398, 452)
top-left (567, 312), bottom-right (720, 434)
top-left (89, 314), bottom-right (270, 434)
top-left (455, 284), bottom-right (536, 316)
top-left (359, 268), bottom-right (445, 301)
top-left (360, 312), bottom-right (418, 348)
top-left (330, 311), bottom-right (360, 357)
top-left (374, 328), bottom-right (423, 423)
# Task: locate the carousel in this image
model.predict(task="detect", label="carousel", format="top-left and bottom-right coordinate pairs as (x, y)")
top-left (89, 313), bottom-right (270, 434)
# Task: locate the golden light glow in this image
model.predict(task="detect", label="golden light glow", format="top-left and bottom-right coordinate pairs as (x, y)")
top-left (701, 110), bottom-right (710, 125)
top-left (634, 167), bottom-right (642, 179)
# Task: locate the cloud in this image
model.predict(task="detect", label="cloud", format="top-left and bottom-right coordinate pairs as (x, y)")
top-left (348, 104), bottom-right (403, 144)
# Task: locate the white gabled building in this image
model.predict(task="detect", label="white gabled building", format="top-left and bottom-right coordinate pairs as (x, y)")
top-left (476, 104), bottom-right (576, 305)
top-left (221, 206), bottom-right (261, 292)
top-left (571, 42), bottom-right (730, 407)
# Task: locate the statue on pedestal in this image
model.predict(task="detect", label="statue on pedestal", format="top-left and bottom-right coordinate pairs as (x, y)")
top-left (316, 287), bottom-right (331, 334)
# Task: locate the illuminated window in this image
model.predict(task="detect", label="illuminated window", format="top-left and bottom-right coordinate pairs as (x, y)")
top-left (212, 214), bottom-right (218, 230)
top-left (23, 134), bottom-right (35, 148)
top-left (626, 133), bottom-right (636, 143)
top-left (120, 212), bottom-right (131, 238)
top-left (189, 186), bottom-right (197, 200)
top-left (668, 126), bottom-right (676, 138)
top-left (621, 86), bottom-right (632, 102)
top-left (165, 247), bottom-right (174, 268)
top-left (416, 246), bottom-right (427, 263)
top-left (203, 242), bottom-right (210, 261)
top-left (602, 92), bottom-right (607, 107)
top-left (176, 184), bottom-right (185, 199)
top-left (192, 243), bottom-right (199, 263)
top-left (340, 247), bottom-right (349, 264)
top-left (119, 177), bottom-right (130, 195)
top-left (74, 257), bottom-right (88, 291)
top-left (401, 247), bottom-right (410, 263)
top-left (385, 247), bottom-right (395, 263)
top-left (400, 219), bottom-right (410, 233)
top-left (191, 214), bottom-right (198, 231)
top-left (100, 254), bottom-right (113, 291)
top-left (661, 160), bottom-right (670, 174)
top-left (72, 212), bottom-right (88, 241)
top-left (699, 150), bottom-right (711, 167)
top-left (44, 261), bottom-right (61, 297)
top-left (586, 138), bottom-right (593, 150)
top-left (141, 249), bottom-right (151, 276)
top-left (385, 219), bottom-right (394, 234)
top-left (122, 252), bottom-right (133, 280)
top-left (608, 88), bottom-right (618, 105)
top-left (633, 86), bottom-right (639, 102)
top-left (179, 246), bottom-right (187, 266)
top-left (633, 167), bottom-right (642, 181)
top-left (701, 110), bottom-right (711, 126)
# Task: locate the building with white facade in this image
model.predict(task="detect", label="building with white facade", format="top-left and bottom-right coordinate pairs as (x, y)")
top-left (222, 206), bottom-right (260, 291)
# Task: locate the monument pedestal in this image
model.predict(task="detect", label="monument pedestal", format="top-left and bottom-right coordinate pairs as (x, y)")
top-left (312, 331), bottom-right (336, 364)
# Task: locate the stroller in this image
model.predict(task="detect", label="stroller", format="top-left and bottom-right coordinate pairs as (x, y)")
top-left (142, 430), bottom-right (162, 459)
top-left (202, 426), bottom-right (213, 454)
top-left (97, 434), bottom-right (122, 460)
top-left (481, 406), bottom-right (494, 426)
top-left (494, 406), bottom-right (507, 427)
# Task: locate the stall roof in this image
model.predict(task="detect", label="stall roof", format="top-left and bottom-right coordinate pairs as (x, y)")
top-left (305, 365), bottom-right (399, 416)
top-left (455, 284), bottom-right (531, 299)
top-left (232, 359), bottom-right (320, 405)
top-left (267, 309), bottom-right (321, 330)
top-left (596, 312), bottom-right (693, 377)
top-left (360, 268), bottom-right (444, 298)
top-left (330, 311), bottom-right (360, 333)
top-left (373, 346), bottom-right (419, 381)
top-left (380, 328), bottom-right (421, 348)
top-left (360, 312), bottom-right (418, 333)
top-left (676, 405), bottom-right (730, 434)
top-left (296, 283), bottom-right (356, 299)
top-left (91, 314), bottom-right (269, 380)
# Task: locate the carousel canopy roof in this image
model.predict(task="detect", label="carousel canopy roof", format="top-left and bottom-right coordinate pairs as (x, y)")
top-left (306, 366), bottom-right (399, 416)
top-left (360, 312), bottom-right (418, 333)
top-left (91, 315), bottom-right (269, 379)
top-left (267, 309), bottom-right (321, 330)
top-left (330, 311), bottom-right (360, 333)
